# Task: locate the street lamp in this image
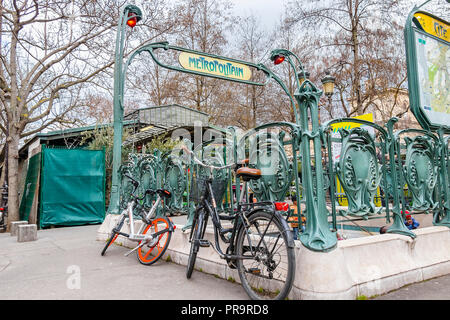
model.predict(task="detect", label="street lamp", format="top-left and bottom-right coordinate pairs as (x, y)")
top-left (298, 71), bottom-right (310, 86)
top-left (321, 70), bottom-right (335, 121)
top-left (109, 4), bottom-right (143, 214)
top-left (270, 48), bottom-right (338, 252)
top-left (125, 6), bottom-right (142, 28)
top-left (321, 70), bottom-right (335, 99)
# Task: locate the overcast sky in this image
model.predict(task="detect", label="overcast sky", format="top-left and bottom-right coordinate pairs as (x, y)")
top-left (229, 0), bottom-right (286, 30)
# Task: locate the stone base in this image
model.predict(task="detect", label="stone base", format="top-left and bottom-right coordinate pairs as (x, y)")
top-left (97, 214), bottom-right (450, 300)
top-left (10, 221), bottom-right (28, 237)
top-left (17, 224), bottom-right (37, 242)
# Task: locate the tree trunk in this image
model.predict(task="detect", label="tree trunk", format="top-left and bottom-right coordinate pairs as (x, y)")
top-left (6, 127), bottom-right (20, 230)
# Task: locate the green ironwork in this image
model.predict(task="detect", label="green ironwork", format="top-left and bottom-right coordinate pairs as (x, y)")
top-left (126, 41), bottom-right (271, 87)
top-left (335, 127), bottom-right (382, 217)
top-left (269, 49), bottom-right (338, 251)
top-left (323, 119), bottom-right (389, 220)
top-left (384, 118), bottom-right (417, 237)
top-left (239, 125), bottom-right (296, 202)
top-left (110, 4), bottom-right (144, 214)
top-left (109, 2), bottom-right (450, 254)
top-left (324, 118), bottom-right (389, 234)
top-left (396, 129), bottom-right (439, 211)
top-left (162, 152), bottom-right (187, 214)
top-left (435, 128), bottom-right (450, 226)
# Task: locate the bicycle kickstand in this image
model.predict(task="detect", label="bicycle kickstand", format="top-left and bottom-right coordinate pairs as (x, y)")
top-left (124, 241), bottom-right (147, 257)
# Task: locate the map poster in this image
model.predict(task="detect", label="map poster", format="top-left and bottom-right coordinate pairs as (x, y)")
top-left (405, 9), bottom-right (449, 131)
top-left (414, 30), bottom-right (449, 127)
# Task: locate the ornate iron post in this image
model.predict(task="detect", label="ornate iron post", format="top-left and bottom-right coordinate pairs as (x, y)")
top-left (109, 5), bottom-right (142, 214)
top-left (436, 127), bottom-right (450, 226)
top-left (384, 118), bottom-right (416, 237)
top-left (270, 49), bottom-right (337, 252)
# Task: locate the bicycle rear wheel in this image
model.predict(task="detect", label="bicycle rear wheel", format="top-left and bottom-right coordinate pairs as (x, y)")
top-left (186, 208), bottom-right (207, 279)
top-left (236, 210), bottom-right (295, 300)
top-left (137, 216), bottom-right (173, 265)
top-left (101, 214), bottom-right (125, 256)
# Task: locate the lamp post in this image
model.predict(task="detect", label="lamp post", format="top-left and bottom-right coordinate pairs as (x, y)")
top-left (270, 49), bottom-right (338, 252)
top-left (321, 70), bottom-right (335, 102)
top-left (298, 71), bottom-right (310, 86)
top-left (321, 70), bottom-right (335, 122)
top-left (108, 4), bottom-right (142, 214)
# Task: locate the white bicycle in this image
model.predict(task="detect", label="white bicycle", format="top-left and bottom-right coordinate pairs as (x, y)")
top-left (101, 174), bottom-right (175, 265)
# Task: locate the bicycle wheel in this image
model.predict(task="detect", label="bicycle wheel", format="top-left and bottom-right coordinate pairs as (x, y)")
top-left (137, 216), bottom-right (173, 265)
top-left (236, 210), bottom-right (295, 300)
top-left (101, 214), bottom-right (125, 256)
top-left (186, 208), bottom-right (207, 279)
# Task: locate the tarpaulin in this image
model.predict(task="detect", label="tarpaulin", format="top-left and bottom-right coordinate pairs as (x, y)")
top-left (39, 146), bottom-right (105, 228)
top-left (19, 152), bottom-right (41, 222)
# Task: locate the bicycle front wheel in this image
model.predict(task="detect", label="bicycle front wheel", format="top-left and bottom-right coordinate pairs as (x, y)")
top-left (137, 216), bottom-right (173, 265)
top-left (186, 208), bottom-right (207, 279)
top-left (101, 214), bottom-right (125, 256)
top-left (236, 210), bottom-right (295, 300)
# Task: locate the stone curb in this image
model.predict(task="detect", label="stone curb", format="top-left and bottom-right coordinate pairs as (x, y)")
top-left (97, 214), bottom-right (450, 299)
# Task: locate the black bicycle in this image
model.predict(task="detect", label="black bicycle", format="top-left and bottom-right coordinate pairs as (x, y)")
top-left (182, 146), bottom-right (296, 300)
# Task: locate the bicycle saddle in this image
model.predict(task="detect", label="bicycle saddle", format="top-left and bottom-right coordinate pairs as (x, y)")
top-left (157, 189), bottom-right (172, 198)
top-left (236, 167), bottom-right (261, 181)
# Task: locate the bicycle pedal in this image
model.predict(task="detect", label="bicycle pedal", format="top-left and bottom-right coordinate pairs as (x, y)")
top-left (248, 268), bottom-right (261, 275)
top-left (197, 239), bottom-right (210, 247)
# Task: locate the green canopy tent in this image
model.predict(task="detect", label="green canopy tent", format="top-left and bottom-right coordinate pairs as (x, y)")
top-left (20, 146), bottom-right (106, 228)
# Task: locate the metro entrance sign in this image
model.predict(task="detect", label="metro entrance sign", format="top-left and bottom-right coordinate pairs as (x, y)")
top-left (178, 52), bottom-right (252, 81)
top-left (404, 0), bottom-right (450, 133)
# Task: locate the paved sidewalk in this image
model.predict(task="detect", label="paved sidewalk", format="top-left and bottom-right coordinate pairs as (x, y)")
top-left (0, 224), bottom-right (247, 300)
top-left (372, 274), bottom-right (450, 300)
top-left (0, 222), bottom-right (449, 300)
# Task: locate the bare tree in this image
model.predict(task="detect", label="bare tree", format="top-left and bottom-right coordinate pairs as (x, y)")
top-left (0, 0), bottom-right (123, 227)
top-left (121, 0), bottom-right (181, 108)
top-left (288, 0), bottom-right (407, 119)
top-left (232, 14), bottom-right (272, 129)
top-left (173, 0), bottom-right (234, 115)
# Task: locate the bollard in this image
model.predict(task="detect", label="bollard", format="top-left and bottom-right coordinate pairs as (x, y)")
top-left (10, 221), bottom-right (28, 236)
top-left (17, 224), bottom-right (37, 242)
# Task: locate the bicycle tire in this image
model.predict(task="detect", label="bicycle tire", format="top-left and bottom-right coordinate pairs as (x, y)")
top-left (137, 216), bottom-right (173, 265)
top-left (236, 210), bottom-right (295, 300)
top-left (186, 209), bottom-right (207, 279)
top-left (101, 214), bottom-right (125, 256)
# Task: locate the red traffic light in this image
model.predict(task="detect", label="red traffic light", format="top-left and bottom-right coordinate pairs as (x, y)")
top-left (126, 12), bottom-right (137, 28)
top-left (273, 55), bottom-right (285, 65)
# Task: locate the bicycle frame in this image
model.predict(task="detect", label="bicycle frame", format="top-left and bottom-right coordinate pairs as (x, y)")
top-left (199, 176), bottom-right (285, 261)
top-left (116, 194), bottom-right (171, 243)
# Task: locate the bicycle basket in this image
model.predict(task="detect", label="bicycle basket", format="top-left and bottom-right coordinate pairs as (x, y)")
top-left (189, 166), bottom-right (228, 206)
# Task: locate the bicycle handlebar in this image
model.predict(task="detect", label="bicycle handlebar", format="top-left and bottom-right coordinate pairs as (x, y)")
top-left (180, 145), bottom-right (236, 171)
top-left (132, 189), bottom-right (153, 201)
